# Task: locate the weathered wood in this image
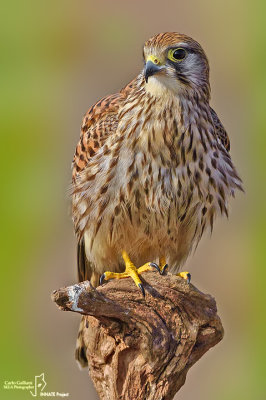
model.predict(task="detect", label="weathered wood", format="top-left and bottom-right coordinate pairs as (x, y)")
top-left (52, 271), bottom-right (224, 400)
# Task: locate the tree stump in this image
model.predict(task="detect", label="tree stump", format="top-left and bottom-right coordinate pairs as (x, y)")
top-left (51, 270), bottom-right (224, 400)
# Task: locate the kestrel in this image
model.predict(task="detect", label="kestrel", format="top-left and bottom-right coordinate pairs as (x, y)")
top-left (71, 32), bottom-right (243, 367)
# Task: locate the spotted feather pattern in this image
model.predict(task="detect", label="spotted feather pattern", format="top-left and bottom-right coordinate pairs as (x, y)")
top-left (210, 107), bottom-right (230, 151)
top-left (72, 33), bottom-right (243, 368)
top-left (71, 31), bottom-right (243, 283)
top-left (72, 79), bottom-right (137, 181)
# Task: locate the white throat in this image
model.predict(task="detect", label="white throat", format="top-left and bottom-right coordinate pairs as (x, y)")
top-left (145, 75), bottom-right (181, 98)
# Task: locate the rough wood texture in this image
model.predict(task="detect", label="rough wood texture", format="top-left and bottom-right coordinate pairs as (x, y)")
top-left (52, 271), bottom-right (224, 400)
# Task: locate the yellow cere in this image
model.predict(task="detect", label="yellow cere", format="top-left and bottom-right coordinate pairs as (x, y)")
top-left (146, 55), bottom-right (162, 65)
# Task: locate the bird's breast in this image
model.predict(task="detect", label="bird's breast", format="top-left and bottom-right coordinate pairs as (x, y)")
top-left (72, 92), bottom-right (239, 253)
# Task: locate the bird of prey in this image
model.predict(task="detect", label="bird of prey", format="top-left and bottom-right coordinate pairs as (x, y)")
top-left (71, 32), bottom-right (243, 367)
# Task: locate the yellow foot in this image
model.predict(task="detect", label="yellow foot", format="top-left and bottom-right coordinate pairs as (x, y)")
top-left (177, 271), bottom-right (191, 283)
top-left (159, 256), bottom-right (168, 275)
top-left (99, 251), bottom-right (161, 297)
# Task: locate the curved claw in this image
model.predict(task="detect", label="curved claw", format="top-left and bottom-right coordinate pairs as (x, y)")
top-left (160, 264), bottom-right (168, 275)
top-left (138, 283), bottom-right (145, 297)
top-left (99, 273), bottom-right (106, 286)
top-left (187, 273), bottom-right (191, 284)
top-left (149, 262), bottom-right (160, 273)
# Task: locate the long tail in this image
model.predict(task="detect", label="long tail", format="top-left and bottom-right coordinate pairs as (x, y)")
top-left (75, 316), bottom-right (88, 368)
top-left (75, 238), bottom-right (100, 368)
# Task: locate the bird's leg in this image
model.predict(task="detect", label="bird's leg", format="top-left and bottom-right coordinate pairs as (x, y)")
top-left (100, 251), bottom-right (160, 297)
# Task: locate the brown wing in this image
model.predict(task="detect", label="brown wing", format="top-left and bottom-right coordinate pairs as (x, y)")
top-left (73, 93), bottom-right (121, 282)
top-left (77, 237), bottom-right (90, 281)
top-left (72, 78), bottom-right (137, 282)
top-left (210, 107), bottom-right (230, 152)
top-left (72, 93), bottom-right (120, 182)
top-left (72, 78), bottom-right (137, 182)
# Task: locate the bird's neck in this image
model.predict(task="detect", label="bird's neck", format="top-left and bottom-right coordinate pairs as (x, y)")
top-left (142, 72), bottom-right (210, 104)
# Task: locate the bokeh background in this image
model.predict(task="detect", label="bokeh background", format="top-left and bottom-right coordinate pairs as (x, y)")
top-left (1, 0), bottom-right (265, 399)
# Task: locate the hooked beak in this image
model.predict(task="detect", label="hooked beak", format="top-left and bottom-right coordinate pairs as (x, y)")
top-left (144, 60), bottom-right (164, 83)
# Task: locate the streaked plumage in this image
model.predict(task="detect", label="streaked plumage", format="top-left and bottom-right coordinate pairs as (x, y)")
top-left (71, 32), bottom-right (243, 366)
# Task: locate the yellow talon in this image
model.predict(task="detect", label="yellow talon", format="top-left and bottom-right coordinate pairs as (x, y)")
top-left (159, 256), bottom-right (166, 268)
top-left (177, 271), bottom-right (191, 283)
top-left (137, 262), bottom-right (154, 274)
top-left (100, 251), bottom-right (156, 296)
top-left (159, 256), bottom-right (168, 274)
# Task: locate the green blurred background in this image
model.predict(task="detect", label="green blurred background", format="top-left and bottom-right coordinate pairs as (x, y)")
top-left (0, 0), bottom-right (265, 399)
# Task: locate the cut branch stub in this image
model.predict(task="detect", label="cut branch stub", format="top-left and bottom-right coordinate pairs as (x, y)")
top-left (52, 271), bottom-right (224, 400)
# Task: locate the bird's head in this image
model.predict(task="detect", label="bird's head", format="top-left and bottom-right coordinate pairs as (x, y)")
top-left (143, 32), bottom-right (210, 100)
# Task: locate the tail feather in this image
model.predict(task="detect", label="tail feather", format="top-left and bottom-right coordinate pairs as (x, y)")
top-left (76, 239), bottom-right (100, 368)
top-left (75, 316), bottom-right (88, 369)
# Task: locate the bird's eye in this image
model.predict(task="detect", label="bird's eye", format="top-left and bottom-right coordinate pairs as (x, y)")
top-left (168, 48), bottom-right (187, 62)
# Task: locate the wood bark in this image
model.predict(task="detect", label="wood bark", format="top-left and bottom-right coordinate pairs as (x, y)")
top-left (51, 271), bottom-right (224, 400)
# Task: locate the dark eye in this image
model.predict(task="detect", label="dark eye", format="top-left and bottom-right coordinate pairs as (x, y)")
top-left (168, 48), bottom-right (187, 62)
